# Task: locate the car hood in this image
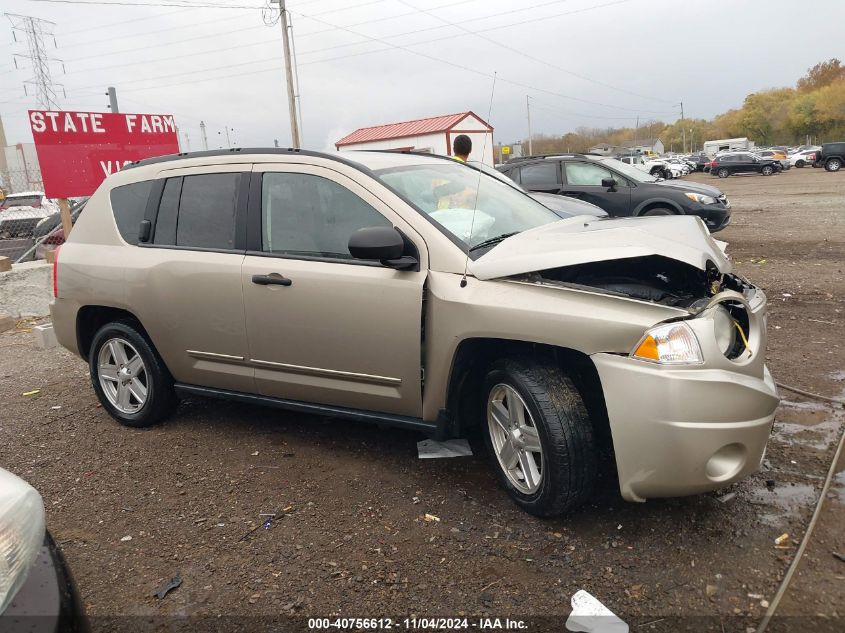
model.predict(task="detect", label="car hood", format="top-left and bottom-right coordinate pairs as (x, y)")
top-left (470, 215), bottom-right (731, 281)
top-left (0, 207), bottom-right (55, 220)
top-left (650, 179), bottom-right (724, 197)
top-left (528, 192), bottom-right (607, 218)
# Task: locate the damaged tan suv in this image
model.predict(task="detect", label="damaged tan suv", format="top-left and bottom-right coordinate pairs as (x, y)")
top-left (51, 149), bottom-right (779, 516)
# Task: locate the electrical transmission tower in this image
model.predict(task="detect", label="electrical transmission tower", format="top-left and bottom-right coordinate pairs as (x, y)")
top-left (5, 13), bottom-right (65, 110)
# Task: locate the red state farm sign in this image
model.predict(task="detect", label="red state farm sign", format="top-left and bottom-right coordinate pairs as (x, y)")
top-left (28, 110), bottom-right (180, 198)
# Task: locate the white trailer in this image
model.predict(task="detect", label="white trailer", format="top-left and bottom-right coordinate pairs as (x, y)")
top-left (703, 137), bottom-right (755, 158)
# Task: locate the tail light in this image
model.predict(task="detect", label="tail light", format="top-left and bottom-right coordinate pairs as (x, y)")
top-left (52, 246), bottom-right (60, 298)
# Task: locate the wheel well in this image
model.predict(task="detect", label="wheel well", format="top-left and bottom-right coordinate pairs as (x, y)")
top-left (636, 201), bottom-right (680, 216)
top-left (76, 305), bottom-right (144, 361)
top-left (445, 339), bottom-right (612, 451)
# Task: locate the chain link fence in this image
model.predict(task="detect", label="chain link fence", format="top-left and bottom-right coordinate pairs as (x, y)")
top-left (0, 167), bottom-right (69, 263)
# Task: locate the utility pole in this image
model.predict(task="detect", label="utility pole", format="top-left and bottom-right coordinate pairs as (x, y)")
top-left (225, 127), bottom-right (231, 148)
top-left (106, 86), bottom-right (119, 113)
top-left (679, 101), bottom-right (685, 154)
top-left (526, 95), bottom-right (533, 156)
top-left (276, 0), bottom-right (300, 148)
top-left (200, 121), bottom-right (208, 150)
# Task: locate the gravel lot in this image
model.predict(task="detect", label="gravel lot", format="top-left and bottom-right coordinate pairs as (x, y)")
top-left (1, 167), bottom-right (843, 632)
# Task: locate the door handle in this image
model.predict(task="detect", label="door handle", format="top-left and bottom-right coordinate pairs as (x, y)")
top-left (252, 274), bottom-right (292, 287)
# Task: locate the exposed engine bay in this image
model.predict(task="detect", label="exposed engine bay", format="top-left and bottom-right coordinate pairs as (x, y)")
top-left (514, 255), bottom-right (756, 310)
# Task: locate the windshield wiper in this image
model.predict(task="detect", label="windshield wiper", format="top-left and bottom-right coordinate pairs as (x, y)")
top-left (469, 231), bottom-right (521, 252)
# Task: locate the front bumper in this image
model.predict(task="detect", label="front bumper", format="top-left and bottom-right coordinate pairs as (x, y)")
top-left (1, 532), bottom-right (88, 632)
top-left (689, 203), bottom-right (731, 233)
top-left (592, 354), bottom-right (779, 502)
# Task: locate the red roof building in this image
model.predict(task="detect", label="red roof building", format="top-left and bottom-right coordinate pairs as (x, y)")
top-left (335, 111), bottom-right (494, 165)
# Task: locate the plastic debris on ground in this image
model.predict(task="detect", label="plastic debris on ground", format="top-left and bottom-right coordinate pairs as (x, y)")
top-left (717, 492), bottom-right (737, 503)
top-left (417, 438), bottom-right (473, 459)
top-left (774, 533), bottom-right (790, 545)
top-left (153, 574), bottom-right (182, 599)
top-left (424, 513), bottom-right (440, 523)
top-left (565, 590), bottom-right (629, 633)
top-left (22, 390), bottom-right (40, 397)
top-left (120, 535), bottom-right (132, 542)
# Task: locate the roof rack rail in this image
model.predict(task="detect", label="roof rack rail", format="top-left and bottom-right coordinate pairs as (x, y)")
top-left (122, 146), bottom-right (341, 170)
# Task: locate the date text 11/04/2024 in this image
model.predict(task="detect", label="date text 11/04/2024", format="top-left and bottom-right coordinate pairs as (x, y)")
top-left (307, 618), bottom-right (528, 630)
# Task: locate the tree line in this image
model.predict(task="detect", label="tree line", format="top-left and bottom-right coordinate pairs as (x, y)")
top-left (506, 59), bottom-right (845, 156)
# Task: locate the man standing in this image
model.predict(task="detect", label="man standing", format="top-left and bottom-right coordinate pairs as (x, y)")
top-left (452, 135), bottom-right (472, 162)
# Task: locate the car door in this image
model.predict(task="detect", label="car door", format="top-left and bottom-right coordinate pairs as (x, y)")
top-left (241, 163), bottom-right (428, 418)
top-left (514, 161), bottom-right (561, 193)
top-left (736, 154), bottom-right (756, 174)
top-left (561, 161), bottom-right (632, 217)
top-left (128, 165), bottom-right (254, 393)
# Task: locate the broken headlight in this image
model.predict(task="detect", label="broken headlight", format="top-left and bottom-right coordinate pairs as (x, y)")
top-left (713, 302), bottom-right (752, 360)
top-left (631, 322), bottom-right (703, 365)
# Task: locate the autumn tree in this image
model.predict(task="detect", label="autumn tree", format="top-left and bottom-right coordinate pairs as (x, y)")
top-left (797, 58), bottom-right (845, 92)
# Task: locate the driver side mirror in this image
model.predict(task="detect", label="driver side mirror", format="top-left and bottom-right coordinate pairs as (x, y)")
top-left (601, 178), bottom-right (617, 190)
top-left (348, 226), bottom-right (418, 271)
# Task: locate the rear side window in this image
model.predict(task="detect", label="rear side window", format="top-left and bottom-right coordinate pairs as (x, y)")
top-left (153, 177), bottom-right (181, 245)
top-left (176, 173), bottom-right (240, 249)
top-left (110, 181), bottom-right (153, 245)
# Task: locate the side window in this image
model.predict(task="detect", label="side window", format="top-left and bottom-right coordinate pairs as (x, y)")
top-left (518, 162), bottom-right (558, 187)
top-left (153, 177), bottom-right (181, 245)
top-left (175, 173), bottom-right (241, 249)
top-left (565, 162), bottom-right (615, 186)
top-left (110, 180), bottom-right (153, 245)
top-left (261, 172), bottom-right (391, 260)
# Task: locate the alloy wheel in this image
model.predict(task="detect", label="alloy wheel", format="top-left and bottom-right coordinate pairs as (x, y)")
top-left (487, 384), bottom-right (543, 494)
top-left (97, 338), bottom-right (149, 414)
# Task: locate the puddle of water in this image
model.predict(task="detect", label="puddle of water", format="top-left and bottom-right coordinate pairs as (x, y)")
top-left (747, 482), bottom-right (818, 526)
top-left (771, 419), bottom-right (841, 450)
top-left (828, 370), bottom-right (845, 382)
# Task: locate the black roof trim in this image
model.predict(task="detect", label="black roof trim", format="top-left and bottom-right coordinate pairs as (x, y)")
top-left (122, 147), bottom-right (356, 170)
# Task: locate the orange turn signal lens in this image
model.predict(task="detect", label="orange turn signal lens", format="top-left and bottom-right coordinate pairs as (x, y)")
top-left (633, 335), bottom-right (659, 361)
top-left (631, 322), bottom-right (703, 364)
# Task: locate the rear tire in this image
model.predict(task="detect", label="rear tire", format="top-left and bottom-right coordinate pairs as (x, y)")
top-left (795, 160), bottom-right (805, 168)
top-left (826, 158), bottom-right (842, 172)
top-left (482, 358), bottom-right (597, 517)
top-left (89, 320), bottom-right (176, 428)
top-left (717, 168), bottom-right (729, 178)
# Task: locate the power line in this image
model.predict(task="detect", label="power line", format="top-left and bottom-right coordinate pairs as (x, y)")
top-left (397, 0), bottom-right (674, 105)
top-left (24, 0), bottom-right (263, 8)
top-left (290, 0), bottom-right (671, 114)
top-left (60, 9), bottom-right (253, 46)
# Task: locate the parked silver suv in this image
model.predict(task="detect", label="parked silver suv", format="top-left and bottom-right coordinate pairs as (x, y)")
top-left (51, 149), bottom-right (779, 516)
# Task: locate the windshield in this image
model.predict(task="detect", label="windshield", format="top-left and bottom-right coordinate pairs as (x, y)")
top-left (375, 162), bottom-right (560, 252)
top-left (599, 158), bottom-right (658, 183)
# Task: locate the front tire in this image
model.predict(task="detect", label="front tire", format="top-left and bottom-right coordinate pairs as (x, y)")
top-left (482, 358), bottom-right (597, 517)
top-left (826, 158), bottom-right (842, 172)
top-left (89, 320), bottom-right (176, 428)
top-left (641, 208), bottom-right (674, 216)
top-left (795, 160), bottom-right (805, 168)
top-left (761, 165), bottom-right (774, 176)
top-left (717, 168), bottom-right (729, 178)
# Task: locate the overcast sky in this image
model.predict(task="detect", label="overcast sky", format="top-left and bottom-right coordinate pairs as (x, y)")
top-left (2, 0), bottom-right (844, 153)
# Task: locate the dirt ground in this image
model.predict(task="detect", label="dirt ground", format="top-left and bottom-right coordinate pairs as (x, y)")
top-left (1, 167), bottom-right (843, 632)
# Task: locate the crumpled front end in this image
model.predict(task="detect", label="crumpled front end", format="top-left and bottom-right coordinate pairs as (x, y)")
top-left (592, 283), bottom-right (779, 502)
